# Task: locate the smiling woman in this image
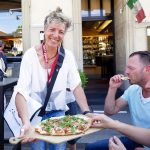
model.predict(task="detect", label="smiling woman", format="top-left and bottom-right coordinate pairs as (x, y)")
top-left (4, 6), bottom-right (92, 150)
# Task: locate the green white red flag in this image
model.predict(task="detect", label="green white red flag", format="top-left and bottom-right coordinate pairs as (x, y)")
top-left (127, 0), bottom-right (146, 23)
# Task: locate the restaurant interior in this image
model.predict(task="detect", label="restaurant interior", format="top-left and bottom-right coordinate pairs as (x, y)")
top-left (81, 0), bottom-right (115, 79)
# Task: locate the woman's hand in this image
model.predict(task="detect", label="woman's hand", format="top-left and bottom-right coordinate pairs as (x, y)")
top-left (19, 122), bottom-right (35, 143)
top-left (109, 136), bottom-right (126, 150)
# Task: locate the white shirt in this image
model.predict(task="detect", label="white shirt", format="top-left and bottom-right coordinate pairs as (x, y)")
top-left (14, 47), bottom-right (81, 111)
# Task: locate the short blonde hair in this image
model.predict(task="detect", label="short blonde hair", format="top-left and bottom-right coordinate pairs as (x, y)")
top-left (44, 7), bottom-right (71, 31)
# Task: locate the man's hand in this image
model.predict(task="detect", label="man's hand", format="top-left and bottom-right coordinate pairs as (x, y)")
top-left (109, 74), bottom-right (125, 89)
top-left (90, 114), bottom-right (117, 129)
top-left (109, 136), bottom-right (126, 150)
top-left (85, 112), bottom-right (96, 118)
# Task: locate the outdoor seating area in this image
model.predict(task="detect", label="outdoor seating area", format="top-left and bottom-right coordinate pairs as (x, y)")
top-left (1, 1), bottom-right (150, 150)
top-left (3, 78), bottom-right (130, 150)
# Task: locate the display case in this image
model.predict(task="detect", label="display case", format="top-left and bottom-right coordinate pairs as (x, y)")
top-left (82, 36), bottom-right (113, 65)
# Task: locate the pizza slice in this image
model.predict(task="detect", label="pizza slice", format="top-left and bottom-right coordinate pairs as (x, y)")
top-left (121, 76), bottom-right (129, 80)
top-left (35, 115), bottom-right (91, 136)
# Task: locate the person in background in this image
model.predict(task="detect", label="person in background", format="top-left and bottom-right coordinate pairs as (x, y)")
top-left (0, 40), bottom-right (7, 71)
top-left (13, 7), bottom-right (92, 150)
top-left (0, 40), bottom-right (7, 108)
top-left (89, 114), bottom-right (149, 150)
top-left (0, 40), bottom-right (5, 53)
top-left (85, 51), bottom-right (150, 150)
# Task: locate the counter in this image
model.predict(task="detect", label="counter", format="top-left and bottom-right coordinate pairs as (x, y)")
top-left (6, 56), bottom-right (22, 63)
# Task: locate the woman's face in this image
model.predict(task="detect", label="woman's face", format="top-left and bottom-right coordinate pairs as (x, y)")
top-left (44, 21), bottom-right (66, 49)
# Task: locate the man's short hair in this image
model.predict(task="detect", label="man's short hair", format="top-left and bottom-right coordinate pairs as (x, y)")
top-left (129, 51), bottom-right (150, 65)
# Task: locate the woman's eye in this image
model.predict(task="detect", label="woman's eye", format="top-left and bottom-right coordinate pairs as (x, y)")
top-left (49, 29), bottom-right (54, 32)
top-left (60, 31), bottom-right (65, 35)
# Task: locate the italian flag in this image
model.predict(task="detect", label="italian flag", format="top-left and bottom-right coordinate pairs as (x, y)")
top-left (127, 0), bottom-right (146, 23)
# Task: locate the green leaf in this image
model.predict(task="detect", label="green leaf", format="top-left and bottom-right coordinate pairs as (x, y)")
top-left (79, 70), bottom-right (88, 88)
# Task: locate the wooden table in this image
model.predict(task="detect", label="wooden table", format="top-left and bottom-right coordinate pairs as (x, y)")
top-left (0, 78), bottom-right (18, 150)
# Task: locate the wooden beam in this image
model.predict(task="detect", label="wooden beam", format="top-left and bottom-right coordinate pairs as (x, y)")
top-left (0, 2), bottom-right (21, 10)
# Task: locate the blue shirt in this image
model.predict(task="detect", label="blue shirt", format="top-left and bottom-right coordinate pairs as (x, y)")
top-left (121, 85), bottom-right (150, 128)
top-left (121, 85), bottom-right (150, 149)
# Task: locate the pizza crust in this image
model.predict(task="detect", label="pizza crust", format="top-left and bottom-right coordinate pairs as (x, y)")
top-left (35, 115), bottom-right (91, 136)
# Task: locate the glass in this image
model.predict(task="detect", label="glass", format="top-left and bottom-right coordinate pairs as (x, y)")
top-left (0, 11), bottom-right (23, 54)
top-left (81, 0), bottom-right (89, 17)
top-left (103, 0), bottom-right (111, 16)
top-left (6, 67), bottom-right (13, 77)
top-left (90, 0), bottom-right (101, 16)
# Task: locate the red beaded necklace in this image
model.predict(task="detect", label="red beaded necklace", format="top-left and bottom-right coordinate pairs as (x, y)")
top-left (41, 43), bottom-right (58, 82)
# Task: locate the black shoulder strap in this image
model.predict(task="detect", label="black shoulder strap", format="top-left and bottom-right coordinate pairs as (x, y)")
top-left (38, 46), bottom-right (65, 117)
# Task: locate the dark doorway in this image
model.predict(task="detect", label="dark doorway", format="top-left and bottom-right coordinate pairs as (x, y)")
top-left (81, 0), bottom-right (115, 106)
top-left (81, 0), bottom-right (115, 81)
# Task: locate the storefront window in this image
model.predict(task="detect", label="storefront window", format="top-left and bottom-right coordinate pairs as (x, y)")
top-left (90, 0), bottom-right (101, 17)
top-left (0, 10), bottom-right (22, 56)
top-left (103, 0), bottom-right (111, 16)
top-left (81, 0), bottom-right (89, 17)
top-left (82, 0), bottom-right (111, 18)
top-left (81, 0), bottom-right (114, 79)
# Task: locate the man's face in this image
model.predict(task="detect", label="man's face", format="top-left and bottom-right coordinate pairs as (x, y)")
top-left (125, 55), bottom-right (145, 85)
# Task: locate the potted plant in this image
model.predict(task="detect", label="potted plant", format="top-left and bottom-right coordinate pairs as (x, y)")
top-left (79, 70), bottom-right (88, 88)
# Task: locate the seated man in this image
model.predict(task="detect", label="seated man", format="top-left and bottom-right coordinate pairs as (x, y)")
top-left (85, 51), bottom-right (150, 150)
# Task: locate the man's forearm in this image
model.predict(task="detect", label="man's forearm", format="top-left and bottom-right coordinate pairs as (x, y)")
top-left (104, 87), bottom-right (117, 115)
top-left (113, 121), bottom-right (150, 146)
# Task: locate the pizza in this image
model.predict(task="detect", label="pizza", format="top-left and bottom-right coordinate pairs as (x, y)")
top-left (121, 76), bottom-right (129, 80)
top-left (35, 115), bottom-right (91, 136)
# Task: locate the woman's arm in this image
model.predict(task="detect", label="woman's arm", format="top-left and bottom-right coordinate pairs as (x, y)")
top-left (15, 93), bottom-right (33, 143)
top-left (73, 85), bottom-right (90, 112)
top-left (15, 93), bottom-right (30, 125)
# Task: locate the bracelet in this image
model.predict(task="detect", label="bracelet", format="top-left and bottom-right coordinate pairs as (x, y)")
top-left (82, 111), bottom-right (92, 115)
